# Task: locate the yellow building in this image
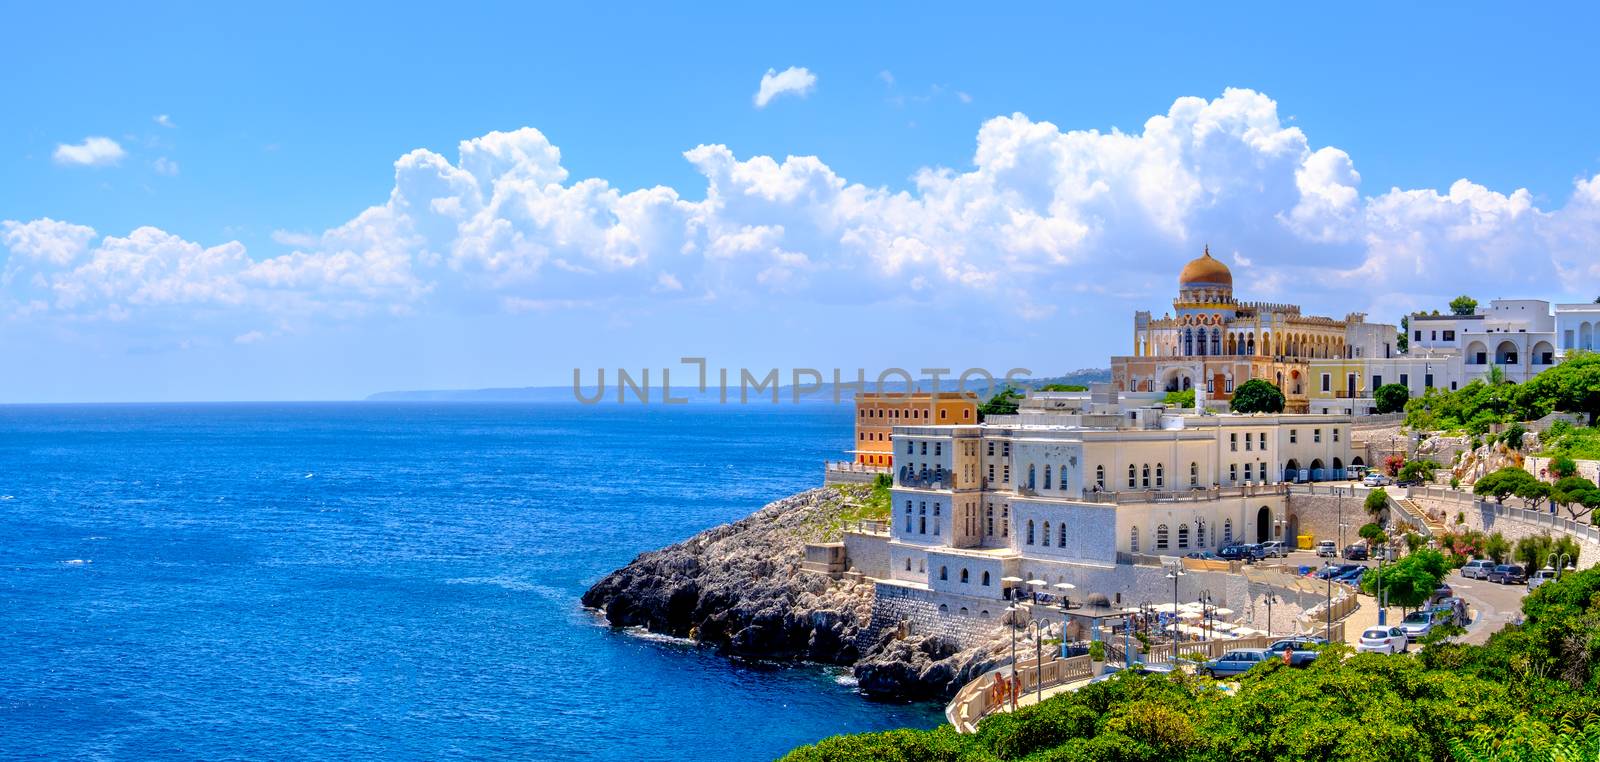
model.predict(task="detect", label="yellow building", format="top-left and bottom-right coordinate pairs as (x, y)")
top-left (854, 392), bottom-right (978, 467)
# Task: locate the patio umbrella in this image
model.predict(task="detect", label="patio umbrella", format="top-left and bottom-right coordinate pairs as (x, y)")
top-left (1052, 582), bottom-right (1076, 591)
top-left (1178, 611), bottom-right (1202, 620)
top-left (1212, 607), bottom-right (1235, 616)
top-left (1001, 576), bottom-right (1025, 583)
top-left (1026, 579), bottom-right (1049, 586)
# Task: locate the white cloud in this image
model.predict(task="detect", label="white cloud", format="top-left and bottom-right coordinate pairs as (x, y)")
top-left (878, 70), bottom-right (895, 86)
top-left (154, 114), bottom-right (176, 128)
top-left (234, 330), bottom-right (265, 344)
top-left (753, 66), bottom-right (816, 108)
top-left (53, 136), bottom-right (126, 167)
top-left (6, 88), bottom-right (1600, 339)
top-left (153, 157), bottom-right (179, 176)
top-left (957, 91), bottom-right (973, 104)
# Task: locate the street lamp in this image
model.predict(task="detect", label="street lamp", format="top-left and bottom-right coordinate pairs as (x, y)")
top-left (1024, 617), bottom-right (1053, 706)
top-left (1264, 590), bottom-right (1275, 637)
top-left (1006, 605), bottom-right (1020, 711)
top-left (1324, 561), bottom-right (1334, 640)
top-left (1198, 589), bottom-right (1214, 641)
top-left (1166, 563), bottom-right (1185, 642)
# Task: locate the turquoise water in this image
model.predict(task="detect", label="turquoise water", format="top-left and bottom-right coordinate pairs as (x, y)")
top-left (0, 403), bottom-right (941, 760)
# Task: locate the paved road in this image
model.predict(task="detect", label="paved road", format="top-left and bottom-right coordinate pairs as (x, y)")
top-left (1274, 549), bottom-right (1530, 645)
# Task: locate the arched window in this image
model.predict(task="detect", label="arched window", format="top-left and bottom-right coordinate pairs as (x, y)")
top-left (1128, 464), bottom-right (1137, 488)
top-left (1042, 522), bottom-right (1052, 547)
top-left (1155, 463), bottom-right (1165, 488)
top-left (1223, 519), bottom-right (1234, 545)
top-left (986, 504), bottom-right (994, 536)
top-left (1027, 464), bottom-right (1036, 490)
top-left (1156, 524), bottom-right (1170, 550)
top-left (982, 571), bottom-right (991, 586)
top-left (1043, 465), bottom-right (1052, 490)
top-left (1026, 520), bottom-right (1035, 545)
top-left (1190, 462), bottom-right (1199, 487)
top-left (1178, 523), bottom-right (1190, 548)
top-left (905, 501), bottom-right (913, 532)
top-left (1197, 519), bottom-right (1206, 547)
top-left (1058, 523), bottom-right (1067, 547)
top-left (1130, 525), bottom-right (1140, 552)
top-left (905, 558), bottom-right (912, 571)
top-left (1142, 464), bottom-right (1150, 488)
top-left (939, 604), bottom-right (949, 614)
top-left (1060, 464), bottom-right (1069, 491)
top-left (1096, 466), bottom-right (1106, 490)
top-left (960, 568), bottom-right (970, 584)
top-left (940, 566), bottom-right (948, 581)
top-left (1211, 328), bottom-right (1221, 356)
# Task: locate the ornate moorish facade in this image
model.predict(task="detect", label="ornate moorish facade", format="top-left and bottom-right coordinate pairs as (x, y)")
top-left (1110, 248), bottom-right (1382, 413)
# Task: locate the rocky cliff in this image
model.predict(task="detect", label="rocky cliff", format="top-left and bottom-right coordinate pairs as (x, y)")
top-left (581, 487), bottom-right (1009, 701)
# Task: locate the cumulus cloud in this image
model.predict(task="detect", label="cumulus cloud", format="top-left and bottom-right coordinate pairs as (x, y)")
top-left (154, 114), bottom-right (176, 128)
top-left (153, 157), bottom-right (180, 176)
top-left (754, 66), bottom-right (816, 108)
top-left (53, 136), bottom-right (126, 167)
top-left (5, 89), bottom-right (1600, 339)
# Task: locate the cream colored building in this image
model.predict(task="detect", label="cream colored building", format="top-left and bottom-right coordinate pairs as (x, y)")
top-left (884, 386), bottom-right (1358, 602)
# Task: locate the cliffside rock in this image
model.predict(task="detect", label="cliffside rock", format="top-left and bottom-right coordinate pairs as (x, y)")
top-left (583, 486), bottom-right (1015, 702)
top-left (582, 488), bottom-right (871, 664)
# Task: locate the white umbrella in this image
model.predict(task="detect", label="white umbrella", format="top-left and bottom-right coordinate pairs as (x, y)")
top-left (1212, 607), bottom-right (1235, 616)
top-left (1001, 576), bottom-right (1025, 583)
top-left (1178, 611), bottom-right (1203, 620)
top-left (1210, 622), bottom-right (1237, 632)
top-left (1052, 582), bottom-right (1076, 591)
top-left (1026, 579), bottom-right (1049, 586)
top-left (1152, 602), bottom-right (1180, 613)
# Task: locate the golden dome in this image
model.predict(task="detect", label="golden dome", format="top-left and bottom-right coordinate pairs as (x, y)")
top-left (1179, 246), bottom-right (1232, 289)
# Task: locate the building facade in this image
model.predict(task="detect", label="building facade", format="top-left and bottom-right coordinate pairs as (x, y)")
top-left (1111, 248), bottom-right (1395, 413)
top-left (852, 391), bottom-right (978, 467)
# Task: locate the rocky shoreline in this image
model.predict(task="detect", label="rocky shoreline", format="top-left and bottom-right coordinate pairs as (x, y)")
top-left (581, 487), bottom-right (1008, 701)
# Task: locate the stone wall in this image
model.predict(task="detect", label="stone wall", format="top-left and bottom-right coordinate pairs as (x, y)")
top-left (1285, 491), bottom-right (1367, 548)
top-left (1524, 455), bottom-right (1600, 483)
top-left (844, 531), bottom-right (891, 578)
top-left (1409, 489), bottom-right (1600, 563)
top-left (862, 582), bottom-right (1008, 649)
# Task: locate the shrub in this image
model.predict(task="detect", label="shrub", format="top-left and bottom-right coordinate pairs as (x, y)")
top-left (1550, 454), bottom-right (1578, 479)
top-left (1374, 383), bottom-right (1410, 415)
top-left (1365, 488), bottom-right (1389, 516)
top-left (1231, 379), bottom-right (1286, 414)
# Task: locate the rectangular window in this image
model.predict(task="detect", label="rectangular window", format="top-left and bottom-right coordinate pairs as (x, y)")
top-left (1002, 443), bottom-right (1010, 457)
top-left (988, 464), bottom-right (995, 482)
top-left (1244, 463), bottom-right (1253, 481)
top-left (1245, 432), bottom-right (1252, 451)
top-left (1431, 330), bottom-right (1437, 341)
top-left (1314, 428), bottom-right (1322, 443)
top-left (987, 441), bottom-right (994, 456)
top-left (1321, 374), bottom-right (1331, 392)
top-left (1260, 433), bottom-right (1268, 449)
top-left (1443, 330), bottom-right (1455, 341)
top-left (1414, 330), bottom-right (1422, 341)
top-left (920, 442), bottom-right (927, 455)
top-left (1230, 433), bottom-right (1238, 451)
top-left (934, 442), bottom-right (941, 456)
top-left (1229, 464), bottom-right (1238, 482)
top-left (1372, 375), bottom-right (1382, 391)
top-left (1002, 465), bottom-right (1010, 483)
top-left (1290, 429), bottom-right (1297, 444)
top-left (1226, 378), bottom-right (1234, 393)
top-left (1333, 428), bottom-right (1340, 442)
top-left (1400, 373), bottom-right (1409, 388)
top-left (1425, 373), bottom-right (1434, 389)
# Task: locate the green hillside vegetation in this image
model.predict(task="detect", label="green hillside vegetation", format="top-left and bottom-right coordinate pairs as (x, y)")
top-left (782, 568), bottom-right (1600, 761)
top-left (1403, 352), bottom-right (1600, 433)
top-left (1540, 420), bottom-right (1600, 461)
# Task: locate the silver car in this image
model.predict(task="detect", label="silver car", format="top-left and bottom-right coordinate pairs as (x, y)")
top-left (1357, 626), bottom-right (1409, 655)
top-left (1528, 568), bottom-right (1558, 591)
top-left (1200, 648), bottom-right (1270, 678)
top-left (1461, 559), bottom-right (1496, 580)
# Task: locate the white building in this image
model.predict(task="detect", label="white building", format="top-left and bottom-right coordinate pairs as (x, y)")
top-left (883, 386), bottom-right (1357, 603)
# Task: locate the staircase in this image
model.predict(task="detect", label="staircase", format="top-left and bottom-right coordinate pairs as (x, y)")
top-left (1394, 497), bottom-right (1445, 534)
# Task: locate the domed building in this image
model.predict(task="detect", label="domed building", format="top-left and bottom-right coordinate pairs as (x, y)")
top-left (1111, 247), bottom-right (1395, 413)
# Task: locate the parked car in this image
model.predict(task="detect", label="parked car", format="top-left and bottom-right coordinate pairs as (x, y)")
top-left (1335, 567), bottom-right (1367, 586)
top-left (1357, 626), bottom-right (1410, 655)
top-left (1264, 637), bottom-right (1328, 667)
top-left (1363, 473), bottom-right (1392, 487)
top-left (1259, 540), bottom-right (1290, 558)
top-left (1315, 540), bottom-right (1338, 558)
top-left (1315, 564), bottom-right (1362, 580)
top-left (1399, 610), bottom-right (1438, 641)
top-left (1430, 583), bottom-right (1453, 604)
top-left (1528, 568), bottom-right (1558, 591)
top-left (1219, 544), bottom-right (1267, 561)
top-left (1430, 598), bottom-right (1468, 627)
top-left (1489, 564), bottom-right (1528, 585)
top-left (1461, 559), bottom-right (1497, 580)
top-left (1200, 648), bottom-right (1271, 678)
top-left (1087, 662), bottom-right (1179, 684)
top-left (1396, 478), bottom-right (1424, 488)
top-left (1184, 550), bottom-right (1223, 560)
top-left (1343, 544), bottom-right (1369, 561)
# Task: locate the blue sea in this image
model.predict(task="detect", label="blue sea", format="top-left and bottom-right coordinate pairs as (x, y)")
top-left (0, 403), bottom-right (940, 761)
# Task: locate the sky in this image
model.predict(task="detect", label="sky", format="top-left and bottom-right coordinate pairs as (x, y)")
top-left (3, 2), bottom-right (1600, 402)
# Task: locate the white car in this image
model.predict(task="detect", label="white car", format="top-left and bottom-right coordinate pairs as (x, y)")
top-left (1528, 568), bottom-right (1558, 591)
top-left (1259, 540), bottom-right (1290, 558)
top-left (1315, 540), bottom-right (1338, 558)
top-left (1362, 473), bottom-right (1391, 487)
top-left (1357, 626), bottom-right (1410, 655)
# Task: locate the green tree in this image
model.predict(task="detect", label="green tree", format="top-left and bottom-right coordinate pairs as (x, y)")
top-left (1038, 384), bottom-right (1088, 392)
top-left (1363, 549), bottom-right (1449, 610)
top-left (1450, 295), bottom-right (1479, 316)
top-left (1552, 476), bottom-right (1600, 521)
top-left (1405, 532), bottom-right (1427, 552)
top-left (1474, 467), bottom-right (1541, 505)
top-left (1365, 487), bottom-right (1390, 516)
top-left (1513, 534), bottom-right (1582, 571)
top-left (1550, 454), bottom-right (1579, 479)
top-left (1163, 389), bottom-right (1195, 408)
top-left (1501, 422), bottom-right (1527, 450)
top-left (1359, 522), bottom-right (1385, 542)
top-left (1400, 459), bottom-right (1439, 483)
top-left (1398, 315), bottom-right (1410, 354)
top-left (1374, 383), bottom-right (1410, 415)
top-left (1484, 532), bottom-right (1511, 563)
top-left (1230, 379), bottom-right (1285, 414)
top-left (978, 386), bottom-right (1023, 419)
